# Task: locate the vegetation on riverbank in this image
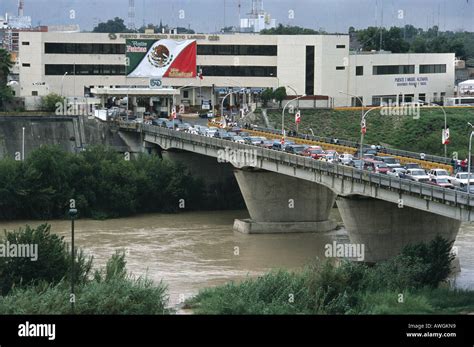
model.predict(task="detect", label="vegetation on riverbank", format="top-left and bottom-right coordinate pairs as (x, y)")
top-left (186, 237), bottom-right (474, 314)
top-left (0, 224), bottom-right (170, 314)
top-left (0, 145), bottom-right (243, 220)
top-left (262, 108), bottom-right (474, 159)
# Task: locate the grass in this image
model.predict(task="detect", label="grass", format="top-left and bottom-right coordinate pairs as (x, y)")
top-left (186, 237), bottom-right (474, 315)
top-left (263, 108), bottom-right (474, 158)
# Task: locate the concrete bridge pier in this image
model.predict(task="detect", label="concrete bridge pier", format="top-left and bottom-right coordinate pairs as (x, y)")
top-left (336, 196), bottom-right (461, 263)
top-left (233, 169), bottom-right (337, 234)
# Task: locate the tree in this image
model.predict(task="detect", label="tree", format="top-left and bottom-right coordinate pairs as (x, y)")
top-left (411, 37), bottom-right (427, 53)
top-left (0, 224), bottom-right (93, 295)
top-left (273, 87), bottom-right (287, 108)
top-left (260, 88), bottom-right (274, 107)
top-left (41, 93), bottom-right (65, 113)
top-left (261, 24), bottom-right (319, 35)
top-left (0, 49), bottom-right (13, 83)
top-left (93, 17), bottom-right (132, 33)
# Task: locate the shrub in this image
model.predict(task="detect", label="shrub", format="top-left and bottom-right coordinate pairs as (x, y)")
top-left (0, 224), bottom-right (92, 295)
top-left (0, 251), bottom-right (170, 315)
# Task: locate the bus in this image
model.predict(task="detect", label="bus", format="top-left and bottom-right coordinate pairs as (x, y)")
top-left (444, 97), bottom-right (474, 106)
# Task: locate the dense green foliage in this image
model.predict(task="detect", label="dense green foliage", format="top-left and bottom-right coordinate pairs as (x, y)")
top-left (0, 224), bottom-right (92, 295)
top-left (0, 145), bottom-right (242, 220)
top-left (0, 48), bottom-right (13, 111)
top-left (261, 24), bottom-right (321, 35)
top-left (41, 93), bottom-right (65, 113)
top-left (92, 17), bottom-right (132, 33)
top-left (264, 108), bottom-right (474, 158)
top-left (355, 25), bottom-right (470, 60)
top-left (0, 247), bottom-right (170, 314)
top-left (187, 237), bottom-right (474, 314)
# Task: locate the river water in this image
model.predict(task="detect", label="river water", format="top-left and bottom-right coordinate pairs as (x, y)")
top-left (0, 209), bottom-right (473, 307)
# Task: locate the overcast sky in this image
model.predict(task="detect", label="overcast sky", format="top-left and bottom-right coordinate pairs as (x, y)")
top-left (1, 0), bottom-right (474, 33)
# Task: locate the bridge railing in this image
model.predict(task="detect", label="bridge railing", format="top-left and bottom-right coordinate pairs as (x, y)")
top-left (139, 124), bottom-right (473, 209)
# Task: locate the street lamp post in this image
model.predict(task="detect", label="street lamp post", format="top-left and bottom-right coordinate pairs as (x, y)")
top-left (425, 102), bottom-right (448, 158)
top-left (282, 94), bottom-right (306, 139)
top-left (22, 127), bottom-right (25, 161)
top-left (69, 208), bottom-right (78, 312)
top-left (61, 72), bottom-right (68, 97)
top-left (358, 107), bottom-right (380, 160)
top-left (339, 91), bottom-right (366, 160)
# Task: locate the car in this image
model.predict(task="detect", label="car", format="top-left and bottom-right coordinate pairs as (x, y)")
top-left (364, 159), bottom-right (389, 174)
top-left (322, 150), bottom-right (339, 162)
top-left (349, 159), bottom-right (364, 170)
top-left (205, 129), bottom-right (217, 137)
top-left (232, 135), bottom-right (245, 144)
top-left (428, 169), bottom-right (451, 180)
top-left (239, 132), bottom-right (250, 137)
top-left (285, 144), bottom-right (307, 155)
top-left (258, 140), bottom-right (274, 149)
top-left (362, 153), bottom-right (375, 160)
top-left (338, 153), bottom-right (354, 165)
top-left (272, 140), bottom-right (295, 151)
top-left (449, 172), bottom-right (474, 188)
top-left (245, 136), bottom-right (267, 146)
top-left (302, 147), bottom-right (326, 159)
top-left (405, 163), bottom-right (422, 170)
top-left (387, 167), bottom-right (407, 178)
top-left (374, 161), bottom-right (389, 174)
top-left (213, 131), bottom-right (229, 139)
top-left (406, 169), bottom-right (431, 183)
top-left (199, 112), bottom-right (214, 119)
top-left (375, 156), bottom-right (400, 168)
top-left (428, 177), bottom-right (454, 189)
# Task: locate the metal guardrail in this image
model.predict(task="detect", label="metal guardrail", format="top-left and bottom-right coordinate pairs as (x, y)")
top-left (251, 126), bottom-right (452, 165)
top-left (133, 124), bottom-right (474, 209)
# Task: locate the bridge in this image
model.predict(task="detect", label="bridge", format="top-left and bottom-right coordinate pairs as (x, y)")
top-left (119, 122), bottom-right (470, 262)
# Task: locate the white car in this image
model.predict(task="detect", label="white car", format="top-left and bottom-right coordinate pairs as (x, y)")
top-left (449, 172), bottom-right (474, 188)
top-left (428, 169), bottom-right (451, 180)
top-left (406, 169), bottom-right (431, 183)
top-left (338, 153), bottom-right (354, 165)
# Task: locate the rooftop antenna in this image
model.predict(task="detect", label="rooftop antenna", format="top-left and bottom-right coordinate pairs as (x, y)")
top-left (238, 0), bottom-right (241, 25)
top-left (128, 0), bottom-right (136, 30)
top-left (379, 1), bottom-right (383, 50)
top-left (18, 0), bottom-right (24, 16)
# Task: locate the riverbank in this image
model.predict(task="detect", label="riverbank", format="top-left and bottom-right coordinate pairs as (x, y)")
top-left (0, 145), bottom-right (244, 221)
top-left (185, 237), bottom-right (474, 315)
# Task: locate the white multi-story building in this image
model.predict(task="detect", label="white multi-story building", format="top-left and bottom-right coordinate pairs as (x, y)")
top-left (17, 31), bottom-right (455, 111)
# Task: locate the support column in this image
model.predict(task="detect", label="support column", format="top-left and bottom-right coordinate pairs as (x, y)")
top-left (336, 196), bottom-right (461, 262)
top-left (233, 169), bottom-right (337, 234)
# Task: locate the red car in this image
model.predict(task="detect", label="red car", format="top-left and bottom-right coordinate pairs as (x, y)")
top-left (302, 147), bottom-right (326, 159)
top-left (428, 177), bottom-right (454, 189)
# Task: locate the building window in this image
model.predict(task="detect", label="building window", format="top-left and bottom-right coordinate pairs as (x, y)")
top-left (200, 65), bottom-right (276, 77)
top-left (336, 44), bottom-right (346, 49)
top-left (44, 43), bottom-right (126, 55)
top-left (356, 66), bottom-right (364, 76)
top-left (21, 41), bottom-right (30, 45)
top-left (45, 64), bottom-right (126, 75)
top-left (32, 91), bottom-right (38, 96)
top-left (183, 91), bottom-right (189, 98)
top-left (373, 65), bottom-right (415, 75)
top-left (336, 66), bottom-right (345, 70)
top-left (351, 97), bottom-right (363, 107)
top-left (372, 95), bottom-right (397, 106)
top-left (305, 46), bottom-right (315, 96)
top-left (419, 64), bottom-right (446, 74)
top-left (404, 94), bottom-right (415, 102)
top-left (22, 63), bottom-right (30, 67)
top-left (197, 45), bottom-right (277, 56)
top-left (419, 93), bottom-right (426, 102)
